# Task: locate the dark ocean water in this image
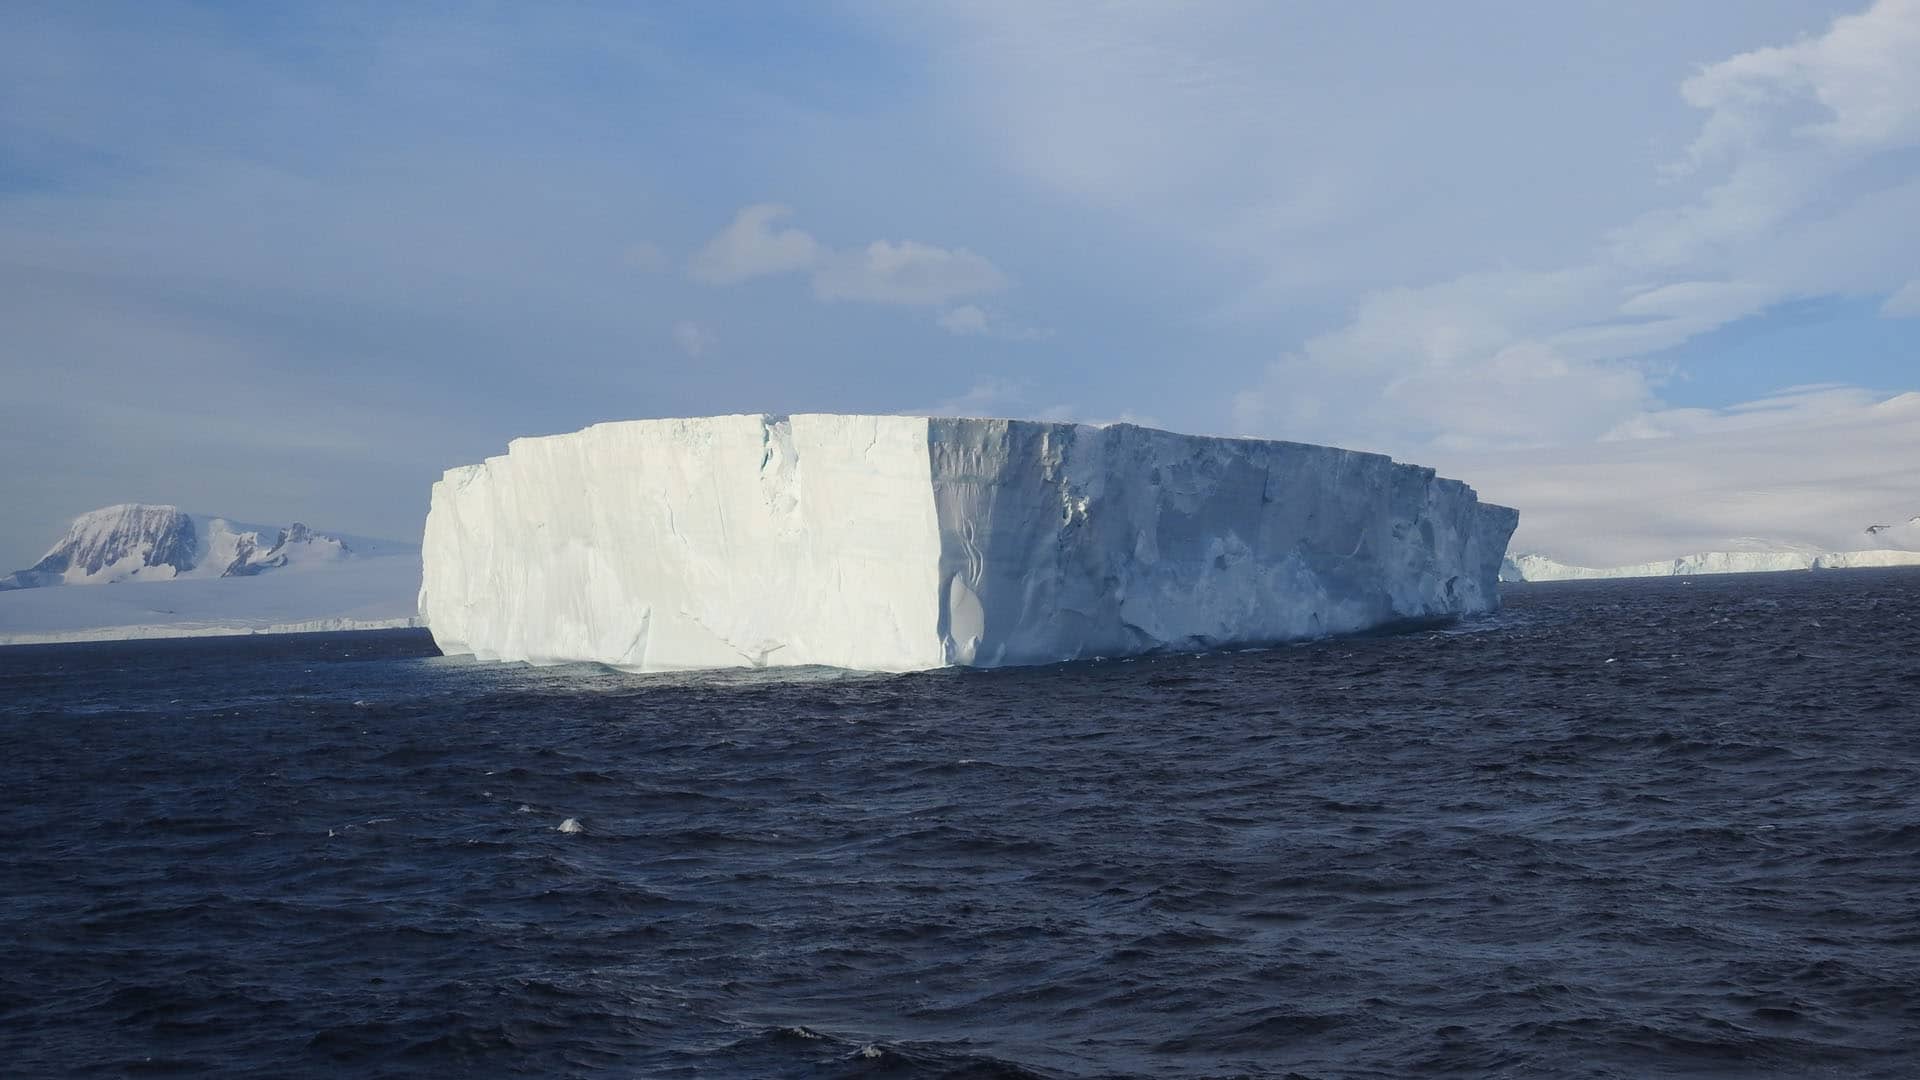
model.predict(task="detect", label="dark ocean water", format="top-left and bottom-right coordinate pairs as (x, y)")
top-left (3, 570), bottom-right (1918, 1079)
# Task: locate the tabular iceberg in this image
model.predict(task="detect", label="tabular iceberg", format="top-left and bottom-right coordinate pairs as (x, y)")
top-left (420, 414), bottom-right (1519, 672)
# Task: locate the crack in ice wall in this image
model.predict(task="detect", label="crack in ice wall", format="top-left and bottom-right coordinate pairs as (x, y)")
top-left (421, 414), bottom-right (1518, 672)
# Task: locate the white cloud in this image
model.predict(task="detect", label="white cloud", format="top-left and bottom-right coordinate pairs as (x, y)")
top-left (1234, 0), bottom-right (1920, 453)
top-left (671, 320), bottom-right (713, 357)
top-left (813, 239), bottom-right (1005, 306)
top-left (1884, 278), bottom-right (1920, 316)
top-left (1675, 0), bottom-right (1920, 166)
top-left (880, 2), bottom-right (1918, 451)
top-left (880, 3), bottom-right (1804, 300)
top-left (689, 205), bottom-right (1007, 311)
top-left (1600, 384), bottom-right (1885, 440)
top-left (686, 204), bottom-right (822, 285)
top-left (936, 304), bottom-right (990, 335)
top-left (1440, 389), bottom-right (1920, 566)
top-left (1231, 268), bottom-right (1660, 450)
top-left (1610, 1), bottom-right (1920, 274)
top-left (933, 302), bottom-right (1051, 339)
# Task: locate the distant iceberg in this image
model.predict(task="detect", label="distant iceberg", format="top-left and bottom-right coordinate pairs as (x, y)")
top-left (421, 414), bottom-right (1519, 672)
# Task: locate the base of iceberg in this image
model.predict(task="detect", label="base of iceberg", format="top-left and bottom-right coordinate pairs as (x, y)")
top-left (420, 414), bottom-right (1519, 672)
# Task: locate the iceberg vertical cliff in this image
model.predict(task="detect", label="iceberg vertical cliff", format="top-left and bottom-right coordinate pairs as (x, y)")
top-left (420, 415), bottom-right (1518, 672)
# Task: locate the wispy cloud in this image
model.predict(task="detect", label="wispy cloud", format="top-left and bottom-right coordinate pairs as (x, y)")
top-left (935, 304), bottom-right (991, 336)
top-left (686, 205), bottom-right (822, 285)
top-left (1230, 0), bottom-right (1920, 453)
top-left (688, 203), bottom-right (1007, 308)
top-left (934, 303), bottom-right (1051, 340)
top-left (883, 1), bottom-right (1920, 455)
top-left (1883, 279), bottom-right (1920, 317)
top-left (813, 239), bottom-right (1005, 306)
top-left (1440, 389), bottom-right (1920, 565)
top-left (671, 320), bottom-right (714, 357)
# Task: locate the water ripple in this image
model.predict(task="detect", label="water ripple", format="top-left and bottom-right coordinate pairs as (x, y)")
top-left (2, 569), bottom-right (1917, 1077)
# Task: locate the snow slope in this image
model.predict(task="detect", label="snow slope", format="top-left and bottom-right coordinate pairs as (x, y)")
top-left (421, 414), bottom-right (1518, 672)
top-left (1504, 548), bottom-right (1920, 582)
top-left (0, 504), bottom-right (200, 588)
top-left (0, 554), bottom-right (423, 645)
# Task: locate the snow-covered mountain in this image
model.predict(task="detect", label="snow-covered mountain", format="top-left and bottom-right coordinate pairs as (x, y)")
top-left (207, 521), bottom-right (352, 578)
top-left (1, 504), bottom-right (198, 589)
top-left (0, 504), bottom-right (423, 645)
top-left (0, 503), bottom-right (406, 590)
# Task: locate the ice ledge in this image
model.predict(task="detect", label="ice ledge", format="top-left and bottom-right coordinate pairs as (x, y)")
top-left (421, 414), bottom-right (1519, 672)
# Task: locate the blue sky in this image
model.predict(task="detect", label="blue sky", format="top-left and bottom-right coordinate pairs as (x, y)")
top-left (2, 0), bottom-right (1917, 567)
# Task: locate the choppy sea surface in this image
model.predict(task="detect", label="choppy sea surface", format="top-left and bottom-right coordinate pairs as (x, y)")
top-left (3, 569), bottom-right (1918, 1079)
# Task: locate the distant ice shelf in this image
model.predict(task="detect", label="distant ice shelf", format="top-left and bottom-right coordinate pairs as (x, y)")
top-left (421, 413), bottom-right (1520, 672)
top-left (0, 553), bottom-right (423, 646)
top-left (1, 614), bottom-right (422, 646)
top-left (1502, 549), bottom-right (1920, 582)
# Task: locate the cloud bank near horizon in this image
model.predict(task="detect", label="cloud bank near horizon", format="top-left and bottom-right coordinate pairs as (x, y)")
top-left (1441, 389), bottom-right (1920, 566)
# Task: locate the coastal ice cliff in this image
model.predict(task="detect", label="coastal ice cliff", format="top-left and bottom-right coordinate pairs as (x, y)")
top-left (421, 414), bottom-right (1519, 672)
